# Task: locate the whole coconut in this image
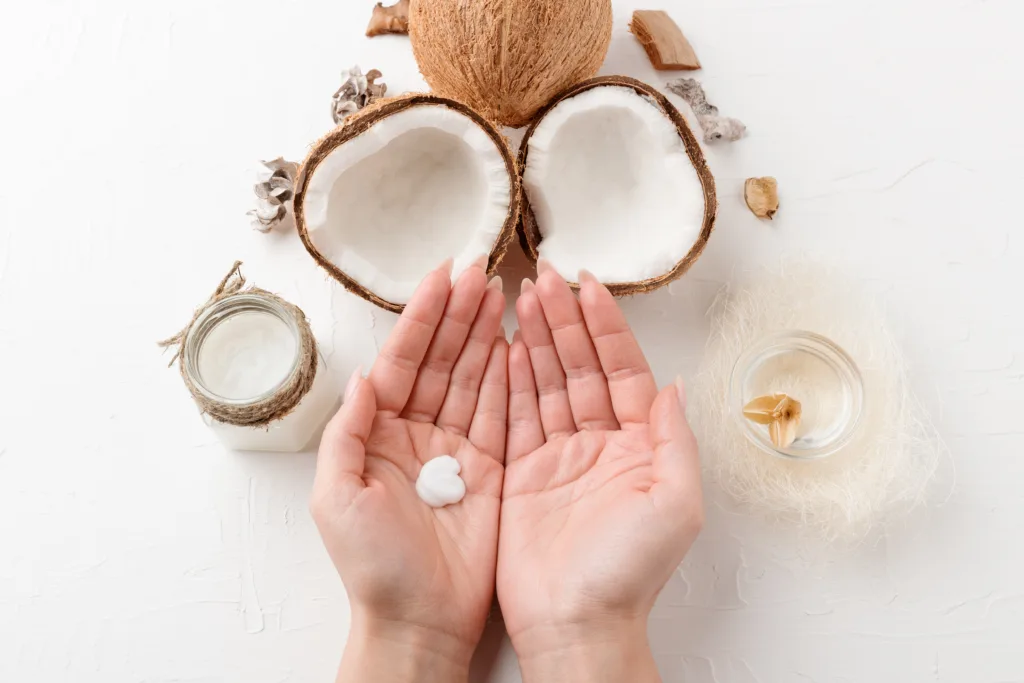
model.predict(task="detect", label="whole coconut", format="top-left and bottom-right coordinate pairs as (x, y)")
top-left (409, 0), bottom-right (613, 128)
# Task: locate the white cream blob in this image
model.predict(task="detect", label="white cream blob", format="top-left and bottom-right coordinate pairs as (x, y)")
top-left (415, 455), bottom-right (466, 508)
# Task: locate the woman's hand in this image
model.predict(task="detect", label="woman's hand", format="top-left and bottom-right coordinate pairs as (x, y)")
top-left (311, 258), bottom-right (507, 683)
top-left (498, 263), bottom-right (704, 683)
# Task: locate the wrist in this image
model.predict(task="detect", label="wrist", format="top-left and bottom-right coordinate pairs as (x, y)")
top-left (513, 618), bottom-right (659, 683)
top-left (338, 614), bottom-right (473, 683)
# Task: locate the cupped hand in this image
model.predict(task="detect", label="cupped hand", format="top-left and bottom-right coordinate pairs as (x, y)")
top-left (311, 258), bottom-right (507, 678)
top-left (498, 262), bottom-right (704, 678)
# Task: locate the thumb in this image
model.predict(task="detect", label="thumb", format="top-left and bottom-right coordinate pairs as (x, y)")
top-left (648, 377), bottom-right (702, 513)
top-left (316, 367), bottom-right (376, 491)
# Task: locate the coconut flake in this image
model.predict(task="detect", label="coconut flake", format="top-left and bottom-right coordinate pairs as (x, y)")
top-left (302, 104), bottom-right (511, 305)
top-left (523, 85), bottom-right (706, 284)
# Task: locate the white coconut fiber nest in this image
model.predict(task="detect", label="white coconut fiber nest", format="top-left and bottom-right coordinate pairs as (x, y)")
top-left (690, 263), bottom-right (948, 543)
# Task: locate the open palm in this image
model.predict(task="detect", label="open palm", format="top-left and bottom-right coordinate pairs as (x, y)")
top-left (497, 265), bottom-right (703, 651)
top-left (312, 260), bottom-right (507, 654)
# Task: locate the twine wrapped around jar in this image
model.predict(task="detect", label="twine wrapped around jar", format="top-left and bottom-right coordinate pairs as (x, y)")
top-left (159, 262), bottom-right (319, 428)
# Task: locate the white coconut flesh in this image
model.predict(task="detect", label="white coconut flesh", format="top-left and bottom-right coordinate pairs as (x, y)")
top-left (523, 86), bottom-right (707, 283)
top-left (303, 105), bottom-right (512, 304)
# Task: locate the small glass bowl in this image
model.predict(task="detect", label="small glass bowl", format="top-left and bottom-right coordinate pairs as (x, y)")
top-left (728, 331), bottom-right (864, 460)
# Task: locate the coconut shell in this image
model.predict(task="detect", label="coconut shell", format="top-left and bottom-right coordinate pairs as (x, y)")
top-left (517, 76), bottom-right (718, 296)
top-left (409, 0), bottom-right (613, 128)
top-left (294, 93), bottom-right (521, 313)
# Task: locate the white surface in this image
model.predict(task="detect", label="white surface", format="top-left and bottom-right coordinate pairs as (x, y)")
top-left (526, 85), bottom-right (706, 283)
top-left (415, 455), bottom-right (467, 509)
top-left (304, 104), bottom-right (510, 305)
top-left (0, 1), bottom-right (1022, 681)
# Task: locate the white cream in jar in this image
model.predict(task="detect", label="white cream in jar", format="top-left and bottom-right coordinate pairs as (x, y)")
top-left (182, 292), bottom-right (337, 452)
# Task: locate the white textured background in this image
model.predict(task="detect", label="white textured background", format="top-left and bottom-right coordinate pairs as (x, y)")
top-left (1, 0), bottom-right (1022, 681)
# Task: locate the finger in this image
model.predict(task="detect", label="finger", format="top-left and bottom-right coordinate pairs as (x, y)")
top-left (369, 262), bottom-right (453, 416)
top-left (315, 369), bottom-right (376, 499)
top-left (516, 279), bottom-right (576, 439)
top-left (436, 285), bottom-right (506, 437)
top-left (468, 335), bottom-right (509, 463)
top-left (506, 335), bottom-right (544, 463)
top-left (648, 379), bottom-right (703, 517)
top-left (534, 260), bottom-right (618, 431)
top-left (577, 270), bottom-right (659, 428)
top-left (402, 257), bottom-right (489, 423)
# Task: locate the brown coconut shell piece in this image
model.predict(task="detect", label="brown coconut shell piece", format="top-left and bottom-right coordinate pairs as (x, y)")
top-left (629, 10), bottom-right (701, 70)
top-left (294, 93), bottom-right (521, 313)
top-left (744, 177), bottom-right (779, 219)
top-left (366, 0), bottom-right (410, 37)
top-left (517, 76), bottom-right (717, 297)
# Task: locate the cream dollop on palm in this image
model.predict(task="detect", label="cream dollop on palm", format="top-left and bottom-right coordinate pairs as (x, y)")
top-left (311, 259), bottom-right (508, 654)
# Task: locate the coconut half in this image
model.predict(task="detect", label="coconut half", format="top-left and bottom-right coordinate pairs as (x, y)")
top-left (518, 76), bottom-right (717, 295)
top-left (295, 94), bottom-right (520, 312)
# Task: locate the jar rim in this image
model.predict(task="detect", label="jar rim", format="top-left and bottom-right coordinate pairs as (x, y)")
top-left (728, 330), bottom-right (865, 461)
top-left (182, 293), bottom-right (303, 407)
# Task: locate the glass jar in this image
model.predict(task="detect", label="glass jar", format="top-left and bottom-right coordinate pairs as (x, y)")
top-left (728, 330), bottom-right (864, 460)
top-left (182, 293), bottom-right (337, 452)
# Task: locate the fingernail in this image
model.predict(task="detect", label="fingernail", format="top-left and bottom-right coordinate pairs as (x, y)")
top-left (521, 278), bottom-right (535, 294)
top-left (487, 275), bottom-right (503, 291)
top-left (674, 375), bottom-right (687, 410)
top-left (512, 329), bottom-right (523, 343)
top-left (439, 257), bottom-right (454, 277)
top-left (471, 253), bottom-right (488, 270)
top-left (536, 257), bottom-right (557, 277)
top-left (344, 365), bottom-right (364, 402)
top-left (497, 324), bottom-right (507, 340)
top-left (578, 269), bottom-right (599, 285)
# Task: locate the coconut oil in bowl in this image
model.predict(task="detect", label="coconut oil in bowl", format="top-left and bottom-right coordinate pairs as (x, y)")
top-left (729, 331), bottom-right (864, 460)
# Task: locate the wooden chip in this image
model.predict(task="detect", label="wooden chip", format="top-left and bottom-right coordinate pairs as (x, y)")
top-left (744, 177), bottom-right (780, 220)
top-left (769, 416), bottom-right (799, 449)
top-left (743, 393), bottom-right (802, 449)
top-left (743, 394), bottom-right (789, 425)
top-left (366, 0), bottom-right (409, 37)
top-left (629, 10), bottom-right (701, 71)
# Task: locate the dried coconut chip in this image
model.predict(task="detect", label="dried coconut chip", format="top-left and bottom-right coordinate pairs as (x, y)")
top-left (366, 0), bottom-right (409, 37)
top-left (745, 177), bottom-right (779, 219)
top-left (743, 393), bottom-right (802, 448)
top-left (629, 10), bottom-right (701, 70)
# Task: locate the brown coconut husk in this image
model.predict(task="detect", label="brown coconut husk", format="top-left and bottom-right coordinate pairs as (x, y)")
top-left (409, 0), bottom-right (613, 128)
top-left (294, 93), bottom-right (522, 314)
top-left (517, 75), bottom-right (718, 296)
